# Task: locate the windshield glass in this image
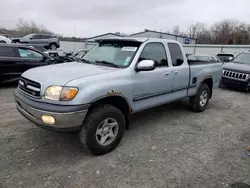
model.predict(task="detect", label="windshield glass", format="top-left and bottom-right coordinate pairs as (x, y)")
top-left (217, 54), bottom-right (234, 62)
top-left (232, 53), bottom-right (250, 64)
top-left (82, 41), bottom-right (141, 67)
top-left (74, 50), bottom-right (88, 59)
top-left (23, 34), bottom-right (34, 38)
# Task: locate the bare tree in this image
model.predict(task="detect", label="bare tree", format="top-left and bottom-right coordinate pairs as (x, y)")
top-left (15, 18), bottom-right (53, 36)
top-left (172, 25), bottom-right (180, 35)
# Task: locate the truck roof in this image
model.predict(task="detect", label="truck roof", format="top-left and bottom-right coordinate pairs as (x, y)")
top-left (95, 37), bottom-right (180, 44)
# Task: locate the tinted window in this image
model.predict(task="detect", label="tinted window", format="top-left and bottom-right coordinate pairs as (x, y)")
top-left (40, 35), bottom-right (50, 39)
top-left (50, 35), bottom-right (57, 38)
top-left (168, 43), bottom-right (184, 66)
top-left (0, 46), bottom-right (15, 57)
top-left (139, 43), bottom-right (168, 67)
top-left (33, 35), bottom-right (41, 39)
top-left (217, 54), bottom-right (234, 62)
top-left (18, 48), bottom-right (43, 59)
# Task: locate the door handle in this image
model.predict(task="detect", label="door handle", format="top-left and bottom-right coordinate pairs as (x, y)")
top-left (174, 71), bottom-right (179, 75)
top-left (165, 72), bottom-right (169, 76)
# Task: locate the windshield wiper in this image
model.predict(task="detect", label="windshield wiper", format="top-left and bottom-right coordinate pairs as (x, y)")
top-left (80, 58), bottom-right (93, 64)
top-left (233, 61), bottom-right (245, 64)
top-left (95, 60), bottom-right (119, 68)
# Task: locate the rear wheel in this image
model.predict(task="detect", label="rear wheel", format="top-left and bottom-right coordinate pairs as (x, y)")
top-left (0, 40), bottom-right (6, 43)
top-left (189, 83), bottom-right (210, 112)
top-left (79, 105), bottom-right (125, 155)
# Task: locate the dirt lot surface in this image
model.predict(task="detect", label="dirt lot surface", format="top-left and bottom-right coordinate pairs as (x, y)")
top-left (0, 87), bottom-right (249, 188)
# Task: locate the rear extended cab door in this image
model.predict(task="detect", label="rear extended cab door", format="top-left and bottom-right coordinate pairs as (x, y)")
top-left (167, 42), bottom-right (190, 92)
top-left (0, 46), bottom-right (25, 82)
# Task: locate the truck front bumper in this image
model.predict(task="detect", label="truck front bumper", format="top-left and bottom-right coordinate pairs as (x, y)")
top-left (14, 89), bottom-right (90, 132)
top-left (221, 77), bottom-right (250, 90)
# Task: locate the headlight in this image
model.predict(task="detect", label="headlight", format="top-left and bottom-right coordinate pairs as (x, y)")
top-left (44, 86), bottom-right (78, 101)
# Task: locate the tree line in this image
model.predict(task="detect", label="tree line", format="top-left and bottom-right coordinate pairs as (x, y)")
top-left (172, 20), bottom-right (250, 44)
top-left (1, 19), bottom-right (250, 44)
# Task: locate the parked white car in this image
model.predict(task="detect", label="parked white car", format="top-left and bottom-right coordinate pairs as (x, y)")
top-left (0, 35), bottom-right (12, 44)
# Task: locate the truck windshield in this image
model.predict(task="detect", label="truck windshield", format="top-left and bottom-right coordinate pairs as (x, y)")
top-left (233, 53), bottom-right (250, 64)
top-left (82, 41), bottom-right (141, 68)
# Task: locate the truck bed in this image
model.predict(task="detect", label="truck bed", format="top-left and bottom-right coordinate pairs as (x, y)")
top-left (187, 61), bottom-right (223, 96)
top-left (188, 60), bottom-right (221, 66)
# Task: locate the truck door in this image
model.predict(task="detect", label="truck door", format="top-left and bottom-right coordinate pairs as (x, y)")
top-left (168, 43), bottom-right (189, 92)
top-left (132, 42), bottom-right (173, 111)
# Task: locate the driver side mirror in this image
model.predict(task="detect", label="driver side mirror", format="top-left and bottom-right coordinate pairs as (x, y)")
top-left (136, 60), bottom-right (155, 72)
top-left (42, 55), bottom-right (49, 61)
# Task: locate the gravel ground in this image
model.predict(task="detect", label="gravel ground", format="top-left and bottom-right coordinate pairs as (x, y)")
top-left (0, 87), bottom-right (249, 188)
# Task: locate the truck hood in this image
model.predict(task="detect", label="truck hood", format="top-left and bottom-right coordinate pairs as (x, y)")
top-left (223, 62), bottom-right (250, 73)
top-left (22, 62), bottom-right (118, 86)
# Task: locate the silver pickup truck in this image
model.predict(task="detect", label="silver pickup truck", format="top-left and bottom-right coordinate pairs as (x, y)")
top-left (14, 37), bottom-right (223, 155)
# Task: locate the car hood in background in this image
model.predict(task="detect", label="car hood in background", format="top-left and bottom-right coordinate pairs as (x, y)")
top-left (223, 62), bottom-right (250, 73)
top-left (22, 62), bottom-right (119, 86)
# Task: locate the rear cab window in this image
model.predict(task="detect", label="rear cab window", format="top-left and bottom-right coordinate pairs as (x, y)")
top-left (0, 46), bottom-right (16, 57)
top-left (168, 43), bottom-right (184, 66)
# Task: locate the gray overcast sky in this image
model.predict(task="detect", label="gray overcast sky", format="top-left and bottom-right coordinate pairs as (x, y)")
top-left (1, 0), bottom-right (250, 37)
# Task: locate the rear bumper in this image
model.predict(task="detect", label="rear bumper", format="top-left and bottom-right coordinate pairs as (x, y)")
top-left (14, 89), bottom-right (89, 132)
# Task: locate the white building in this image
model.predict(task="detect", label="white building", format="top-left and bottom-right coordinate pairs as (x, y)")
top-left (59, 30), bottom-right (196, 52)
top-left (131, 29), bottom-right (196, 44)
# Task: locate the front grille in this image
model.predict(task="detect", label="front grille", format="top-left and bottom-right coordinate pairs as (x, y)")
top-left (222, 70), bottom-right (249, 81)
top-left (18, 77), bottom-right (41, 98)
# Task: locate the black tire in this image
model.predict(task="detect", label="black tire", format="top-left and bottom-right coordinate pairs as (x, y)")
top-left (189, 83), bottom-right (211, 112)
top-left (79, 104), bottom-right (125, 155)
top-left (0, 40), bottom-right (6, 43)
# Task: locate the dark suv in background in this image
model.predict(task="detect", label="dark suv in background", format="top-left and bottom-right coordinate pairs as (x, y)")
top-left (0, 44), bottom-right (73, 84)
top-left (220, 52), bottom-right (250, 91)
top-left (14, 33), bottom-right (60, 50)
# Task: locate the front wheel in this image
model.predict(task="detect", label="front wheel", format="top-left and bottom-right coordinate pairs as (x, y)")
top-left (79, 105), bottom-right (125, 155)
top-left (189, 83), bottom-right (210, 112)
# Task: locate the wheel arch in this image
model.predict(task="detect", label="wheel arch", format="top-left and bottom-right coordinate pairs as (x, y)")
top-left (198, 76), bottom-right (213, 98)
top-left (87, 94), bottom-right (132, 130)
